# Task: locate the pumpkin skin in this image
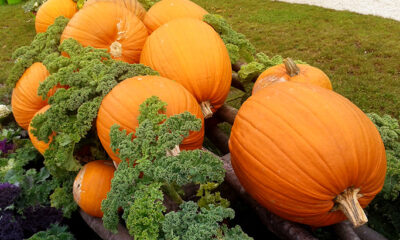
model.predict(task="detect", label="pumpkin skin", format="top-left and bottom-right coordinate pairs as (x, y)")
top-left (252, 58), bottom-right (332, 95)
top-left (96, 75), bottom-right (204, 165)
top-left (83, 0), bottom-right (146, 20)
top-left (35, 0), bottom-right (77, 33)
top-left (61, 2), bottom-right (148, 63)
top-left (11, 63), bottom-right (51, 130)
top-left (140, 18), bottom-right (232, 118)
top-left (229, 82), bottom-right (386, 227)
top-left (143, 0), bottom-right (208, 33)
top-left (73, 160), bottom-right (115, 217)
top-left (28, 105), bottom-right (54, 155)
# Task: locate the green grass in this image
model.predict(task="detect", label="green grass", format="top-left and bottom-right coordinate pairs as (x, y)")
top-left (0, 4), bottom-right (35, 86)
top-left (194, 0), bottom-right (400, 116)
top-left (1, 1), bottom-right (400, 117)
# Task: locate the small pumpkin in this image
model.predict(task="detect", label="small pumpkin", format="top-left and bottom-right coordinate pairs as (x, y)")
top-left (143, 0), bottom-right (208, 33)
top-left (35, 0), bottom-right (78, 33)
top-left (83, 0), bottom-right (146, 20)
top-left (252, 58), bottom-right (332, 95)
top-left (73, 160), bottom-right (115, 217)
top-left (61, 1), bottom-right (148, 63)
top-left (140, 18), bottom-right (232, 118)
top-left (28, 105), bottom-right (54, 155)
top-left (11, 63), bottom-right (51, 130)
top-left (96, 75), bottom-right (204, 165)
top-left (229, 82), bottom-right (386, 227)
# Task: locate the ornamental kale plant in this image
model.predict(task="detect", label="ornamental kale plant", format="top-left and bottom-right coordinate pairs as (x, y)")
top-left (102, 96), bottom-right (251, 239)
top-left (30, 37), bottom-right (158, 177)
top-left (366, 113), bottom-right (400, 239)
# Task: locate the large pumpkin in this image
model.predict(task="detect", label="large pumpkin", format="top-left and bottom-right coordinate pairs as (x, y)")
top-left (96, 75), bottom-right (204, 165)
top-left (229, 82), bottom-right (386, 227)
top-left (83, 0), bottom-right (146, 20)
top-left (140, 18), bottom-right (232, 118)
top-left (28, 105), bottom-right (53, 155)
top-left (11, 63), bottom-right (51, 130)
top-left (61, 2), bottom-right (148, 63)
top-left (252, 58), bottom-right (332, 95)
top-left (35, 0), bottom-right (77, 33)
top-left (143, 0), bottom-right (208, 33)
top-left (73, 160), bottom-right (115, 217)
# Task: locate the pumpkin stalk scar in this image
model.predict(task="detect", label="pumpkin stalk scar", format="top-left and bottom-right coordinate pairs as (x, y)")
top-left (109, 20), bottom-right (125, 58)
top-left (283, 58), bottom-right (300, 77)
top-left (334, 187), bottom-right (367, 227)
top-left (201, 101), bottom-right (213, 119)
top-left (166, 145), bottom-right (181, 156)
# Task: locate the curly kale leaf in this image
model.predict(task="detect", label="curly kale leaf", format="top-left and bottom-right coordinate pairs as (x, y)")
top-left (28, 224), bottom-right (75, 240)
top-left (161, 201), bottom-right (235, 240)
top-left (218, 225), bottom-right (253, 240)
top-left (30, 38), bottom-right (158, 176)
top-left (367, 113), bottom-right (400, 201)
top-left (50, 176), bottom-right (77, 218)
top-left (7, 16), bottom-right (69, 87)
top-left (204, 14), bottom-right (256, 64)
top-left (103, 97), bottom-right (234, 239)
top-left (238, 53), bottom-right (306, 82)
top-left (196, 183), bottom-right (230, 209)
top-left (0, 183), bottom-right (20, 209)
top-left (126, 182), bottom-right (165, 239)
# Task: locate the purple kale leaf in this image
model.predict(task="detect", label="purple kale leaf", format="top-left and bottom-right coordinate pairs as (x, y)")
top-left (0, 183), bottom-right (21, 209)
top-left (0, 210), bottom-right (24, 240)
top-left (20, 205), bottom-right (63, 237)
top-left (0, 139), bottom-right (14, 154)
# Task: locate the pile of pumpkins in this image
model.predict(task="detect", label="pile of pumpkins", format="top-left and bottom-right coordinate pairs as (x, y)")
top-left (11, 0), bottom-right (386, 231)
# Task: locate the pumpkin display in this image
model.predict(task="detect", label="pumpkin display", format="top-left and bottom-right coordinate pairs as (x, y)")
top-left (28, 105), bottom-right (53, 155)
top-left (143, 0), bottom-right (208, 33)
top-left (229, 82), bottom-right (386, 227)
top-left (61, 1), bottom-right (148, 63)
top-left (140, 18), bottom-right (232, 118)
top-left (73, 160), bottom-right (115, 217)
top-left (252, 58), bottom-right (332, 95)
top-left (11, 62), bottom-right (51, 130)
top-left (35, 0), bottom-right (78, 33)
top-left (96, 75), bottom-right (205, 165)
top-left (83, 0), bottom-right (146, 20)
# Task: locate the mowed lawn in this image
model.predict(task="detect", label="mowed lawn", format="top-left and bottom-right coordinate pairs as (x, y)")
top-left (1, 1), bottom-right (400, 116)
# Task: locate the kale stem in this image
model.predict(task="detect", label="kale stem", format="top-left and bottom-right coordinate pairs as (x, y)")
top-left (162, 183), bottom-right (183, 205)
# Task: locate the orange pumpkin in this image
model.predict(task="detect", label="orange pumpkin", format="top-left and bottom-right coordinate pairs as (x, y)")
top-left (28, 105), bottom-right (54, 155)
top-left (61, 2), bottom-right (148, 63)
top-left (96, 75), bottom-right (204, 165)
top-left (35, 0), bottom-right (78, 33)
top-left (73, 160), bottom-right (115, 217)
top-left (83, 0), bottom-right (146, 20)
top-left (252, 58), bottom-right (332, 95)
top-left (11, 63), bottom-right (51, 130)
top-left (143, 0), bottom-right (208, 33)
top-left (229, 82), bottom-right (386, 227)
top-left (140, 18), bottom-right (232, 118)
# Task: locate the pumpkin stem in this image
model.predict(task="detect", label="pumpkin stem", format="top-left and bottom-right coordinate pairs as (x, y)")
top-left (110, 41), bottom-right (122, 58)
top-left (166, 145), bottom-right (180, 157)
top-left (201, 101), bottom-right (213, 119)
top-left (162, 183), bottom-right (183, 205)
top-left (283, 58), bottom-right (300, 77)
top-left (335, 187), bottom-right (367, 228)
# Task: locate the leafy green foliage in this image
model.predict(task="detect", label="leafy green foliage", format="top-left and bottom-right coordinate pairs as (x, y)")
top-left (50, 177), bottom-right (77, 218)
top-left (366, 113), bottom-right (400, 239)
top-left (30, 37), bottom-right (158, 176)
top-left (204, 14), bottom-right (255, 63)
top-left (22, 0), bottom-right (47, 13)
top-left (102, 97), bottom-right (250, 239)
top-left (238, 53), bottom-right (306, 82)
top-left (196, 183), bottom-right (230, 209)
top-left (28, 224), bottom-right (75, 240)
top-left (138, 0), bottom-right (160, 10)
top-left (162, 201), bottom-right (234, 240)
top-left (7, 16), bottom-right (69, 88)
